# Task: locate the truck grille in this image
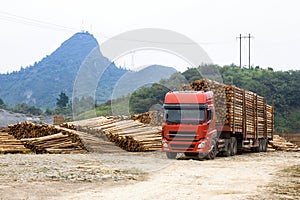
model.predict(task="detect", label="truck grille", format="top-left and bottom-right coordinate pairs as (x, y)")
top-left (170, 143), bottom-right (195, 150)
top-left (169, 131), bottom-right (197, 139)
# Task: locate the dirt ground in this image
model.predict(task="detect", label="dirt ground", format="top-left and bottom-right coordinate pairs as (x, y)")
top-left (0, 151), bottom-right (299, 200)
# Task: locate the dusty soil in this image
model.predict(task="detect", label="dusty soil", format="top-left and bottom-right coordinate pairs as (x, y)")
top-left (0, 151), bottom-right (299, 200)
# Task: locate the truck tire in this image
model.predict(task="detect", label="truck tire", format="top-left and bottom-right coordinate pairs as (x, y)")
top-left (166, 152), bottom-right (177, 159)
top-left (258, 140), bottom-right (264, 152)
top-left (251, 140), bottom-right (261, 152)
top-left (230, 137), bottom-right (237, 156)
top-left (265, 139), bottom-right (268, 152)
top-left (223, 139), bottom-right (232, 157)
top-left (262, 139), bottom-right (268, 152)
top-left (206, 139), bottom-right (218, 160)
top-left (198, 153), bottom-right (207, 161)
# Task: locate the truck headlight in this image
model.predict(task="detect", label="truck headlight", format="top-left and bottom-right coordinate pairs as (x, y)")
top-left (162, 140), bottom-right (169, 149)
top-left (198, 141), bottom-right (206, 149)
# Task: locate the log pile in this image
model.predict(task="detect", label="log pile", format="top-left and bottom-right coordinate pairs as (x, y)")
top-left (102, 120), bottom-right (161, 152)
top-left (0, 128), bottom-right (30, 153)
top-left (131, 112), bottom-right (151, 124)
top-left (71, 118), bottom-right (162, 152)
top-left (131, 111), bottom-right (162, 126)
top-left (189, 78), bottom-right (274, 137)
top-left (70, 117), bottom-right (115, 128)
top-left (8, 122), bottom-right (59, 139)
top-left (279, 133), bottom-right (300, 146)
top-left (8, 122), bottom-right (87, 154)
top-left (60, 123), bottom-right (77, 130)
top-left (20, 132), bottom-right (86, 154)
top-left (269, 135), bottom-right (300, 152)
top-left (149, 111), bottom-right (163, 126)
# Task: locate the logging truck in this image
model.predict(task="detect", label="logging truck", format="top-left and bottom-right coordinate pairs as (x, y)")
top-left (162, 79), bottom-right (274, 160)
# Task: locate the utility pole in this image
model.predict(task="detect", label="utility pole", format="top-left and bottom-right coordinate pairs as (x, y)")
top-left (237, 34), bottom-right (242, 68)
top-left (247, 33), bottom-right (254, 69)
top-left (237, 33), bottom-right (254, 69)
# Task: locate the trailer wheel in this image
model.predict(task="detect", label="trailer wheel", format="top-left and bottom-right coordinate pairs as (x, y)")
top-left (166, 152), bottom-right (177, 159)
top-left (258, 140), bottom-right (264, 152)
top-left (230, 137), bottom-right (237, 156)
top-left (262, 139), bottom-right (268, 152)
top-left (265, 140), bottom-right (268, 152)
top-left (223, 139), bottom-right (232, 157)
top-left (207, 139), bottom-right (218, 160)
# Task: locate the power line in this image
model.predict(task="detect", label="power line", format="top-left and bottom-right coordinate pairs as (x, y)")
top-left (0, 10), bottom-right (237, 47)
top-left (0, 11), bottom-right (78, 32)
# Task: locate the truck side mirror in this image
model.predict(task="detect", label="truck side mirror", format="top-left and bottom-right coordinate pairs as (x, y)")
top-left (207, 109), bottom-right (213, 122)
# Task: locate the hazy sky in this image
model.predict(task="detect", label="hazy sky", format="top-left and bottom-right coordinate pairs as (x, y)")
top-left (1, 0), bottom-right (300, 73)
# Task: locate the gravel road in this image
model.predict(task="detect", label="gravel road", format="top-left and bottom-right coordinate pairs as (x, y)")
top-left (0, 151), bottom-right (299, 200)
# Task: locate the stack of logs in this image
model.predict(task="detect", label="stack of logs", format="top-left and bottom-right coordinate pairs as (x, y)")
top-left (0, 127), bottom-right (30, 153)
top-left (68, 116), bottom-right (161, 152)
top-left (101, 120), bottom-right (162, 151)
top-left (131, 112), bottom-right (151, 124)
top-left (71, 118), bottom-right (162, 152)
top-left (189, 78), bottom-right (274, 137)
top-left (269, 135), bottom-right (300, 152)
top-left (130, 111), bottom-right (162, 126)
top-left (59, 123), bottom-right (77, 130)
top-left (131, 111), bottom-right (162, 126)
top-left (8, 122), bottom-right (86, 154)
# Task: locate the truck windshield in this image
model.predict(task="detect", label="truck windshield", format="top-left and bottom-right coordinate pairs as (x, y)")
top-left (163, 108), bottom-right (205, 125)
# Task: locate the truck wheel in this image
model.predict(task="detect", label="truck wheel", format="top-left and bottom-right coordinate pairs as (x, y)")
top-left (258, 140), bottom-right (264, 152)
top-left (265, 140), bottom-right (268, 152)
top-left (223, 139), bottom-right (232, 157)
top-left (166, 152), bottom-right (177, 159)
top-left (262, 139), bottom-right (268, 152)
top-left (198, 153), bottom-right (207, 161)
top-left (230, 137), bottom-right (237, 156)
top-left (207, 140), bottom-right (218, 160)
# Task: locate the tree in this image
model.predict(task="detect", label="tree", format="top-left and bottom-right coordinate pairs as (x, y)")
top-left (56, 92), bottom-right (69, 109)
top-left (45, 107), bottom-right (54, 115)
top-left (129, 84), bottom-right (169, 114)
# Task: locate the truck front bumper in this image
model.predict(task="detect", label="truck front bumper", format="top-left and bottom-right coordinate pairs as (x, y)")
top-left (162, 138), bottom-right (209, 153)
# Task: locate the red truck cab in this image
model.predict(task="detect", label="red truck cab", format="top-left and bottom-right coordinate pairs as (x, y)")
top-left (162, 91), bottom-right (218, 159)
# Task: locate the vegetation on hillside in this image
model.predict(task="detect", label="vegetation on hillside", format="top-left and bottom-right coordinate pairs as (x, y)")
top-left (1, 64), bottom-right (299, 133)
top-left (0, 98), bottom-right (43, 116)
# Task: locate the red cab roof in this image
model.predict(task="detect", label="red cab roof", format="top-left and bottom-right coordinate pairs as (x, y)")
top-left (164, 91), bottom-right (213, 104)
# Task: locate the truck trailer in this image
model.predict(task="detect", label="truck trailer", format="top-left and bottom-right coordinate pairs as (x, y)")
top-left (162, 79), bottom-right (274, 160)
